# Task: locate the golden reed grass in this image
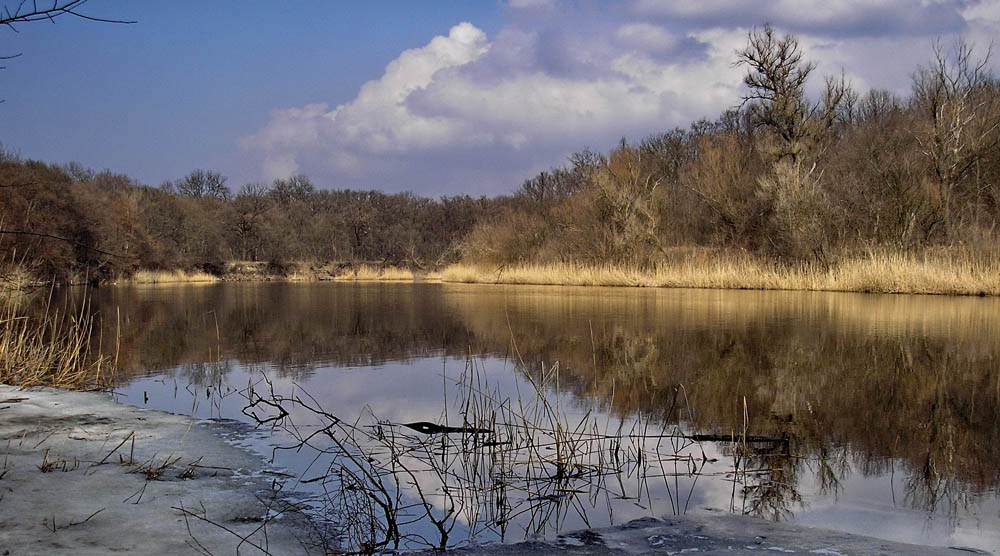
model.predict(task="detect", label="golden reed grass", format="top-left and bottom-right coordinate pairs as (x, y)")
top-left (437, 251), bottom-right (1000, 296)
top-left (1, 289), bottom-right (115, 390)
top-left (125, 269), bottom-right (219, 284)
top-left (334, 265), bottom-right (416, 281)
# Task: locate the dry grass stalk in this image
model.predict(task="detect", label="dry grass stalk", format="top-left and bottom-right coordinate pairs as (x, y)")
top-left (240, 356), bottom-right (708, 553)
top-left (125, 269), bottom-right (219, 284)
top-left (0, 263), bottom-right (34, 304)
top-left (1, 278), bottom-right (115, 390)
top-left (334, 265), bottom-right (415, 281)
top-left (438, 250), bottom-right (1000, 296)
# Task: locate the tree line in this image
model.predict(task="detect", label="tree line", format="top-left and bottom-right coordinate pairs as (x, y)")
top-left (0, 155), bottom-right (498, 281)
top-left (2, 26), bottom-right (999, 282)
top-left (465, 28), bottom-right (1000, 267)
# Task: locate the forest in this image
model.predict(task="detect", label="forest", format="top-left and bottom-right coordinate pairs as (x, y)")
top-left (2, 27), bottom-right (999, 286)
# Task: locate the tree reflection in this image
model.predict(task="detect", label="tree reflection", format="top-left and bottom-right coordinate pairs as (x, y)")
top-left (73, 283), bottom-right (1000, 522)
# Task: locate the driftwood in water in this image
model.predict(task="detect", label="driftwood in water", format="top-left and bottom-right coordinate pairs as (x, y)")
top-left (400, 421), bottom-right (493, 435)
top-left (687, 433), bottom-right (787, 444)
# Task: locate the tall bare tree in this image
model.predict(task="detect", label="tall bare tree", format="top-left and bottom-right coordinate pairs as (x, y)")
top-left (175, 169), bottom-right (230, 200)
top-left (229, 182), bottom-right (272, 261)
top-left (737, 24), bottom-right (848, 167)
top-left (736, 25), bottom-right (849, 261)
top-left (912, 39), bottom-right (1000, 238)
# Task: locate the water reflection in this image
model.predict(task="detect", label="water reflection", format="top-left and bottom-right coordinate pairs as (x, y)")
top-left (78, 282), bottom-right (1000, 551)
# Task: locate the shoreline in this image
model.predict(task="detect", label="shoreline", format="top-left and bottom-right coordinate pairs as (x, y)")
top-left (0, 386), bottom-right (988, 555)
top-left (435, 255), bottom-right (1000, 296)
top-left (0, 385), bottom-right (319, 555)
top-left (112, 253), bottom-right (1000, 297)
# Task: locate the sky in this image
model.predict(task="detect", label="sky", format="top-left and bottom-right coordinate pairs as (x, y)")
top-left (2, 0), bottom-right (1000, 197)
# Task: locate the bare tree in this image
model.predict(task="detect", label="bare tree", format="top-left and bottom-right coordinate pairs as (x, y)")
top-left (737, 24), bottom-right (848, 166)
top-left (175, 169), bottom-right (230, 200)
top-left (591, 143), bottom-right (664, 264)
top-left (229, 182), bottom-right (272, 261)
top-left (912, 39), bottom-right (1000, 238)
top-left (856, 89), bottom-right (902, 123)
top-left (270, 174), bottom-right (315, 207)
top-left (736, 25), bottom-right (849, 261)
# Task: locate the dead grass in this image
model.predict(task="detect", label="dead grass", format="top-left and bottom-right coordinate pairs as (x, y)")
top-left (333, 265), bottom-right (415, 281)
top-left (824, 252), bottom-right (1000, 295)
top-left (109, 252), bottom-right (1000, 296)
top-left (0, 264), bottom-right (34, 307)
top-left (125, 269), bottom-right (219, 285)
top-left (438, 251), bottom-right (1000, 296)
top-left (0, 288), bottom-right (115, 390)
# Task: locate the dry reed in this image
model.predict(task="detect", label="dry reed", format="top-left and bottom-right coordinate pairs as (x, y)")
top-left (126, 269), bottom-right (219, 285)
top-left (0, 288), bottom-right (115, 390)
top-left (241, 355), bottom-right (708, 551)
top-left (333, 265), bottom-right (415, 281)
top-left (438, 251), bottom-right (1000, 296)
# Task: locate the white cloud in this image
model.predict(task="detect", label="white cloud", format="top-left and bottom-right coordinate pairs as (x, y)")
top-left (617, 23), bottom-right (681, 53)
top-left (245, 22), bottom-right (487, 157)
top-left (631, 0), bottom-right (969, 36)
top-left (241, 21), bottom-right (738, 193)
top-left (241, 3), bottom-right (1000, 195)
top-left (260, 153), bottom-right (299, 182)
top-left (243, 103), bottom-right (328, 151)
top-left (507, 0), bottom-right (558, 9)
top-left (963, 0), bottom-right (1000, 21)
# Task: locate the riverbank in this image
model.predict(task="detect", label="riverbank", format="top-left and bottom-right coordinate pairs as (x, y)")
top-left (439, 251), bottom-right (1000, 295)
top-left (0, 385), bottom-right (318, 555)
top-left (121, 261), bottom-right (421, 284)
top-left (115, 251), bottom-right (1000, 296)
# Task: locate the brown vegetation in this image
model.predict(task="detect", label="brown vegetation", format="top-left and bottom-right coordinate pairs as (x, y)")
top-left (0, 272), bottom-right (114, 389)
top-left (438, 249), bottom-right (1000, 295)
top-left (0, 152), bottom-right (496, 283)
top-left (125, 269), bottom-right (219, 284)
top-left (459, 29), bottom-right (1000, 291)
top-left (333, 264), bottom-right (416, 281)
top-left (2, 28), bottom-right (999, 295)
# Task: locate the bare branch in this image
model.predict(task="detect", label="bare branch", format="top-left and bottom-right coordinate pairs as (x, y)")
top-left (0, 229), bottom-right (130, 259)
top-left (1, 0), bottom-right (134, 30)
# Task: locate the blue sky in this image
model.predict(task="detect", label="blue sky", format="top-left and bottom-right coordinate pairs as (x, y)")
top-left (2, 1), bottom-right (999, 196)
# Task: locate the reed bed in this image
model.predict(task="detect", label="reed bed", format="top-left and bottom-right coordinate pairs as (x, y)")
top-left (334, 265), bottom-right (415, 281)
top-left (0, 264), bottom-right (34, 307)
top-left (0, 289), bottom-right (115, 390)
top-left (126, 269), bottom-right (219, 284)
top-left (438, 251), bottom-right (1000, 296)
top-left (825, 252), bottom-right (1000, 295)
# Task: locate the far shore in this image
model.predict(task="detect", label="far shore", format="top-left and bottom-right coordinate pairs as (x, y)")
top-left (116, 252), bottom-right (1000, 297)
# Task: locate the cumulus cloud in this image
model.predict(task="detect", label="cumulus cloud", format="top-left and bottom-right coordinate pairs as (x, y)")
top-left (617, 23), bottom-right (680, 52)
top-left (242, 20), bottom-right (737, 194)
top-left (631, 0), bottom-right (969, 37)
top-left (243, 22), bottom-right (487, 155)
top-left (241, 3), bottom-right (1000, 195)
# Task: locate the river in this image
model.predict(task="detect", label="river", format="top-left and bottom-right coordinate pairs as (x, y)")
top-left (78, 282), bottom-right (1000, 553)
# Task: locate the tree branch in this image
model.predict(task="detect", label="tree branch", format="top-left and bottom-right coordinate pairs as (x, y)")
top-left (1, 0), bottom-right (134, 29)
top-left (0, 229), bottom-right (130, 258)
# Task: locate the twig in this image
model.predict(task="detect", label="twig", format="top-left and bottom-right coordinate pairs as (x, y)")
top-left (171, 504), bottom-right (278, 556)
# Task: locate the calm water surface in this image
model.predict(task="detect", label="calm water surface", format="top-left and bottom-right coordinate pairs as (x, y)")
top-left (83, 282), bottom-right (1000, 552)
